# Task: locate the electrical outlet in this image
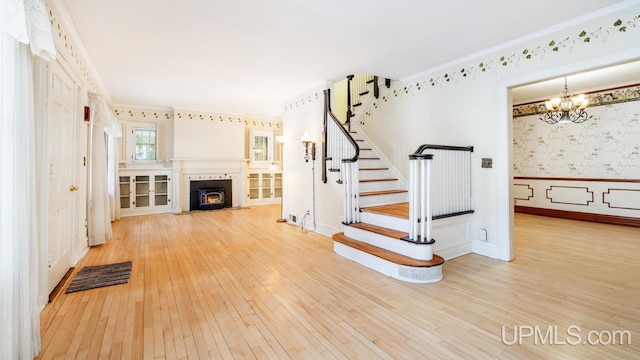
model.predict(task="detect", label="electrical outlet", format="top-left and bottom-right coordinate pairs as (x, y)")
top-left (480, 229), bottom-right (488, 242)
top-left (290, 214), bottom-right (297, 223)
top-left (481, 158), bottom-right (493, 168)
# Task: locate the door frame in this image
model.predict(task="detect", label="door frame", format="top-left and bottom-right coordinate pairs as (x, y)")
top-left (496, 48), bottom-right (640, 261)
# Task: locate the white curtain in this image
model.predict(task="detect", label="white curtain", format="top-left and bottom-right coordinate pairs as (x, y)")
top-left (0, 0), bottom-right (55, 358)
top-left (107, 109), bottom-right (122, 221)
top-left (87, 95), bottom-right (117, 246)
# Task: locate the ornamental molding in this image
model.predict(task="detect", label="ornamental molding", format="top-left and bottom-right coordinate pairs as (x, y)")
top-left (513, 84), bottom-right (640, 118)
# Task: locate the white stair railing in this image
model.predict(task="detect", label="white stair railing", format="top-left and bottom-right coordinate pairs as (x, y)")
top-left (322, 89), bottom-right (360, 223)
top-left (407, 144), bottom-right (474, 244)
top-left (408, 153), bottom-right (434, 244)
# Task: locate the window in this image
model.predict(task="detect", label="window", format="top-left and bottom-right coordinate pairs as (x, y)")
top-left (250, 130), bottom-right (273, 167)
top-left (134, 128), bottom-right (156, 161)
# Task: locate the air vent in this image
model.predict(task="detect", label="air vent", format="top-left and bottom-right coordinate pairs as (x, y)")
top-left (397, 265), bottom-right (442, 283)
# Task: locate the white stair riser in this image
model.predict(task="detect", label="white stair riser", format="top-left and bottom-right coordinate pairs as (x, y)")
top-left (334, 242), bottom-right (443, 283)
top-left (359, 192), bottom-right (408, 207)
top-left (344, 227), bottom-right (433, 260)
top-left (358, 159), bottom-right (385, 168)
top-left (359, 169), bottom-right (392, 180)
top-left (360, 211), bottom-right (409, 232)
top-left (359, 180), bottom-right (399, 192)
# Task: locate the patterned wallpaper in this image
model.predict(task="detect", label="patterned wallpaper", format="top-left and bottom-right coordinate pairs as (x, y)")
top-left (513, 100), bottom-right (640, 178)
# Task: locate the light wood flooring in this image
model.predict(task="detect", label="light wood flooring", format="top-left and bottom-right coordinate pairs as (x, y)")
top-left (38, 205), bottom-right (640, 359)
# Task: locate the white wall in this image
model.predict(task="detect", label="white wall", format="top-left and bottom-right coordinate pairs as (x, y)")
top-left (281, 3), bottom-right (640, 260)
top-left (281, 84), bottom-right (344, 236)
top-left (173, 109), bottom-right (245, 159)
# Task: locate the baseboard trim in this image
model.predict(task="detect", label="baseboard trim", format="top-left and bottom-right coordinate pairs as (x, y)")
top-left (471, 240), bottom-right (500, 259)
top-left (515, 206), bottom-right (640, 228)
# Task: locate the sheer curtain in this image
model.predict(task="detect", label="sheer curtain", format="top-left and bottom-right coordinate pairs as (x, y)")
top-left (0, 0), bottom-right (55, 358)
top-left (88, 95), bottom-right (116, 246)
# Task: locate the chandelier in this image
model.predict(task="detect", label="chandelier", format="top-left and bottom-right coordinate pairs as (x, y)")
top-left (540, 77), bottom-right (592, 124)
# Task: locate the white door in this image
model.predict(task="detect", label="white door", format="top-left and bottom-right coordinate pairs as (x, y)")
top-left (47, 60), bottom-right (79, 293)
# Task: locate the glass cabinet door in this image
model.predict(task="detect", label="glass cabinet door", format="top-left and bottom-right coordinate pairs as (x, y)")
top-left (261, 173), bottom-right (272, 198)
top-left (154, 175), bottom-right (169, 206)
top-left (119, 176), bottom-right (131, 209)
top-left (273, 173), bottom-right (282, 198)
top-left (248, 173), bottom-right (260, 199)
top-left (134, 175), bottom-right (150, 208)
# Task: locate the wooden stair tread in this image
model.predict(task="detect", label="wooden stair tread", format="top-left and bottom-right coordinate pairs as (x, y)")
top-left (333, 233), bottom-right (444, 267)
top-left (346, 222), bottom-right (407, 239)
top-left (359, 178), bottom-right (397, 183)
top-left (360, 167), bottom-right (389, 171)
top-left (359, 157), bottom-right (380, 160)
top-left (361, 203), bottom-right (409, 219)
top-left (359, 189), bottom-right (407, 197)
top-left (328, 168), bottom-right (340, 172)
top-left (360, 148), bottom-right (372, 151)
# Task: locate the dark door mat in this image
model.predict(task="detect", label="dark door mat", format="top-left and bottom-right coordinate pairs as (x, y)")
top-left (65, 261), bottom-right (132, 294)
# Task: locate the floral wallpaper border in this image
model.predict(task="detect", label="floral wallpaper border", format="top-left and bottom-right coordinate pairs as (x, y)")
top-left (111, 106), bottom-right (281, 128)
top-left (282, 91), bottom-right (322, 112)
top-left (513, 84), bottom-right (640, 117)
top-left (354, 11), bottom-right (639, 125)
top-left (47, 4), bottom-right (100, 94)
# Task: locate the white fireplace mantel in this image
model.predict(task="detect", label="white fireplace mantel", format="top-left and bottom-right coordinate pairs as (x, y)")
top-left (172, 159), bottom-right (245, 213)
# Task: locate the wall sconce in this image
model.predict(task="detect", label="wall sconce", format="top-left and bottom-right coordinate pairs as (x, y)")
top-left (301, 132), bottom-right (316, 162)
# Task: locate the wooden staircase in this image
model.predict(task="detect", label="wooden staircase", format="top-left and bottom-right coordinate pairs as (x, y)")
top-left (326, 122), bottom-right (444, 283)
top-left (333, 203), bottom-right (444, 283)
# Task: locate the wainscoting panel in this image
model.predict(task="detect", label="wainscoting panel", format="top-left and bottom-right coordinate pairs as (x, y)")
top-left (513, 177), bottom-right (640, 227)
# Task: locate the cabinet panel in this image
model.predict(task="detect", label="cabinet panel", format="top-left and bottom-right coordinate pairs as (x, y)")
top-left (119, 176), bottom-right (131, 209)
top-left (273, 173), bottom-right (282, 198)
top-left (154, 174), bottom-right (169, 206)
top-left (246, 171), bottom-right (282, 204)
top-left (119, 170), bottom-right (171, 216)
top-left (134, 175), bottom-right (150, 208)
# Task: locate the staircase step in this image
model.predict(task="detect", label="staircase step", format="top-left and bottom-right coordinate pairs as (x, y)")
top-left (360, 148), bottom-right (372, 151)
top-left (359, 91), bottom-right (370, 96)
top-left (353, 103), bottom-right (362, 107)
top-left (360, 189), bottom-right (407, 197)
top-left (347, 222), bottom-right (407, 240)
top-left (359, 157), bottom-right (380, 160)
top-left (359, 178), bottom-right (397, 183)
top-left (328, 168), bottom-right (340, 173)
top-left (332, 233), bottom-right (444, 267)
top-left (361, 202), bottom-right (409, 219)
top-left (360, 167), bottom-right (388, 171)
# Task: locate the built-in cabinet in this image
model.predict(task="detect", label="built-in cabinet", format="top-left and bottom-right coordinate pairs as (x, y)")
top-left (246, 170), bottom-right (282, 204)
top-left (119, 169), bottom-right (172, 216)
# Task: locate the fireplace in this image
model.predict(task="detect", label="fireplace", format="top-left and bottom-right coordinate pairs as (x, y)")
top-left (190, 179), bottom-right (232, 210)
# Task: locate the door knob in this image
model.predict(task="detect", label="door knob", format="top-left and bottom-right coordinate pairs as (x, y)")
top-left (69, 185), bottom-right (79, 191)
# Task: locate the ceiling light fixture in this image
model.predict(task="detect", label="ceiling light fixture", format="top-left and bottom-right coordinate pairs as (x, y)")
top-left (540, 77), bottom-right (592, 124)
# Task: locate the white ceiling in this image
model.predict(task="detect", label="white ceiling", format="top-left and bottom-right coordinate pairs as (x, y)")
top-left (61, 0), bottom-right (627, 118)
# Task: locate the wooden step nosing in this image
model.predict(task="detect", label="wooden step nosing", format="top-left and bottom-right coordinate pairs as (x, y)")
top-left (346, 222), bottom-right (407, 240)
top-left (359, 178), bottom-right (398, 183)
top-left (333, 233), bottom-right (444, 267)
top-left (359, 189), bottom-right (408, 197)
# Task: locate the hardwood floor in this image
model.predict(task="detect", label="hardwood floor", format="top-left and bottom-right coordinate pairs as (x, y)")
top-left (38, 206), bottom-right (640, 359)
